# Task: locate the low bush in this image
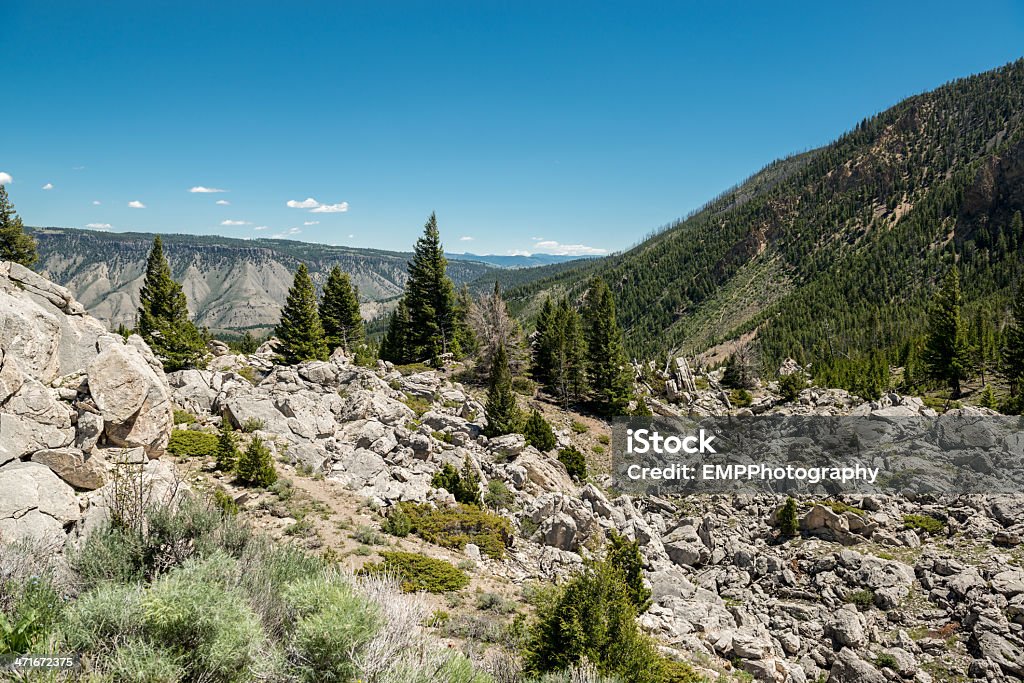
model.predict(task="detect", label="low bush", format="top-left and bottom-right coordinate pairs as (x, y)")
top-left (172, 409), bottom-right (196, 425)
top-left (512, 376), bottom-right (536, 395)
top-left (778, 497), bottom-right (800, 538)
top-left (382, 506), bottom-right (412, 537)
top-left (729, 388), bottom-right (753, 407)
top-left (570, 420), bottom-right (589, 434)
top-left (430, 457), bottom-right (482, 506)
top-left (397, 502), bottom-right (513, 559)
top-left (166, 429), bottom-right (219, 458)
top-left (484, 479), bottom-right (515, 511)
top-left (236, 435), bottom-right (278, 488)
top-left (777, 372), bottom-right (807, 402)
top-left (360, 551), bottom-right (469, 593)
top-left (240, 417), bottom-right (265, 433)
top-left (558, 446), bottom-right (587, 481)
top-left (903, 513), bottom-right (945, 535)
top-left (845, 589), bottom-right (875, 609)
top-left (523, 409), bottom-right (556, 451)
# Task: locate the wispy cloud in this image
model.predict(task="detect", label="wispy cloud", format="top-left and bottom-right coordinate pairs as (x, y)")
top-left (92, 200), bottom-right (102, 205)
top-left (128, 200), bottom-right (146, 209)
top-left (42, 182), bottom-right (54, 190)
top-left (348, 234), bottom-right (355, 239)
top-left (189, 186), bottom-right (227, 193)
top-left (0, 172), bottom-right (12, 185)
top-left (253, 226), bottom-right (270, 231)
top-left (310, 202), bottom-right (348, 213)
top-left (220, 219), bottom-right (250, 226)
top-left (286, 197), bottom-right (349, 213)
top-left (271, 227), bottom-right (302, 238)
top-left (215, 199), bottom-right (230, 206)
top-left (85, 223), bottom-right (112, 230)
top-left (459, 236), bottom-right (474, 241)
top-left (303, 220), bottom-right (319, 226)
top-left (527, 240), bottom-right (607, 256)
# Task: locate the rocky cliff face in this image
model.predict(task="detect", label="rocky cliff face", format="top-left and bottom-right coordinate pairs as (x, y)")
top-left (0, 260), bottom-right (178, 544)
top-left (30, 228), bottom-right (498, 333)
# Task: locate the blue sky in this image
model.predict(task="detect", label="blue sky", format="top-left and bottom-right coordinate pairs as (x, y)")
top-left (3, 1), bottom-right (1023, 256)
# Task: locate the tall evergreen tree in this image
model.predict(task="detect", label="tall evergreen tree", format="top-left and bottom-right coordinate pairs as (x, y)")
top-left (1002, 280), bottom-right (1024, 401)
top-left (453, 284), bottom-right (478, 359)
top-left (404, 213), bottom-right (460, 364)
top-left (534, 299), bottom-right (588, 409)
top-left (532, 296), bottom-right (557, 387)
top-left (923, 265), bottom-right (973, 397)
top-left (484, 343), bottom-right (521, 437)
top-left (319, 266), bottom-right (363, 354)
top-left (380, 298), bottom-right (412, 364)
top-left (582, 277), bottom-right (634, 415)
top-left (0, 185), bottom-right (37, 268)
top-left (137, 236), bottom-right (205, 371)
top-left (275, 263), bottom-right (328, 364)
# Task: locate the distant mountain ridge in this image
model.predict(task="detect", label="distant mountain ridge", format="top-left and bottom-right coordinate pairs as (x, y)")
top-left (29, 228), bottom-right (501, 334)
top-left (503, 58), bottom-right (1024, 382)
top-left (447, 252), bottom-right (591, 269)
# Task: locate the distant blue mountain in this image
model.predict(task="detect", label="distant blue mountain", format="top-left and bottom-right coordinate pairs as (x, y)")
top-left (446, 252), bottom-right (593, 269)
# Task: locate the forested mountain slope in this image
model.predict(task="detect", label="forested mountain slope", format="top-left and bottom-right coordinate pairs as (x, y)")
top-left (30, 228), bottom-right (499, 334)
top-left (504, 59), bottom-right (1024, 380)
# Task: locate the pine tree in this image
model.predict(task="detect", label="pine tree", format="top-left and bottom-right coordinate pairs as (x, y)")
top-left (484, 343), bottom-right (521, 437)
top-left (469, 281), bottom-right (524, 377)
top-left (522, 408), bottom-right (556, 451)
top-left (380, 298), bottom-right (412, 364)
top-left (923, 265), bottom-right (973, 397)
top-left (275, 263), bottom-right (328, 364)
top-left (215, 420), bottom-right (240, 472)
top-left (404, 213), bottom-right (460, 364)
top-left (534, 299), bottom-right (588, 409)
top-left (532, 296), bottom-right (556, 387)
top-left (137, 236), bottom-right (205, 371)
top-left (1002, 280), bottom-right (1024, 401)
top-left (235, 435), bottom-right (278, 487)
top-left (453, 284), bottom-right (478, 359)
top-left (779, 498), bottom-right (800, 538)
top-left (582, 277), bottom-right (633, 415)
top-left (722, 348), bottom-right (756, 389)
top-left (319, 266), bottom-right (363, 354)
top-left (0, 184), bottom-right (37, 267)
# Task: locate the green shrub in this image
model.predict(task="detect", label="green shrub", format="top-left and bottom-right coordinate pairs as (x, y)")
top-left (382, 506), bottom-right (412, 537)
top-left (875, 653), bottom-right (899, 670)
top-left (172, 409), bottom-right (196, 425)
top-left (141, 554), bottom-right (263, 682)
top-left (360, 551), bottom-right (469, 593)
top-left (397, 502), bottom-right (513, 559)
top-left (558, 446), bottom-right (587, 481)
top-left (430, 457), bottom-right (482, 506)
top-left (523, 409), bottom-right (556, 451)
top-left (403, 394), bottom-right (433, 417)
top-left (778, 497), bottom-right (800, 538)
top-left (903, 513), bottom-right (945, 535)
top-left (598, 434), bottom-right (611, 445)
top-left (512, 376), bottom-right (536, 395)
top-left (820, 499), bottom-right (865, 516)
top-left (213, 488), bottom-right (239, 515)
top-left (729, 389), bottom-right (753, 407)
top-left (484, 479), bottom-right (515, 511)
top-left (166, 429), bottom-right (219, 457)
top-left (104, 639), bottom-right (184, 683)
top-left (215, 422), bottom-right (240, 472)
top-left (282, 574), bottom-right (381, 681)
top-left (523, 556), bottom-right (664, 683)
top-left (0, 577), bottom-right (63, 655)
top-left (353, 525), bottom-right (384, 545)
top-left (240, 417), bottom-right (265, 433)
top-left (237, 366), bottom-right (258, 385)
top-left (777, 372), bottom-right (807, 402)
top-left (845, 589), bottom-right (875, 609)
top-left (61, 582), bottom-right (145, 653)
top-left (236, 435), bottom-right (278, 487)
top-left (606, 531), bottom-right (651, 611)
top-left (570, 421), bottom-right (589, 434)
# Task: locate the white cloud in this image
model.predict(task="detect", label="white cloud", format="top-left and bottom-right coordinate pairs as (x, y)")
top-left (348, 234), bottom-right (355, 239)
top-left (0, 172), bottom-right (12, 185)
top-left (42, 182), bottom-right (54, 190)
top-left (128, 200), bottom-right (146, 209)
top-left (216, 199), bottom-right (231, 206)
top-left (271, 227), bottom-right (302, 238)
top-left (303, 220), bottom-right (319, 226)
top-left (253, 226), bottom-right (270, 231)
top-left (526, 240), bottom-right (607, 256)
top-left (92, 200), bottom-right (102, 205)
top-left (189, 186), bottom-right (227, 193)
top-left (309, 202), bottom-right (348, 213)
top-left (459, 236), bottom-right (474, 241)
top-left (85, 223), bottom-right (112, 230)
top-left (531, 236), bottom-right (544, 241)
top-left (220, 219), bottom-right (250, 226)
top-left (286, 197), bottom-right (320, 209)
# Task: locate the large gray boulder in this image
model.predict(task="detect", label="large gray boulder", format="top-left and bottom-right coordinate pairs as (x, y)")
top-left (87, 335), bottom-right (174, 454)
top-left (0, 378), bottom-right (75, 465)
top-left (0, 460), bottom-right (79, 543)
